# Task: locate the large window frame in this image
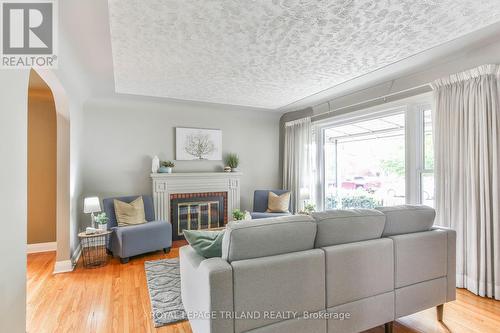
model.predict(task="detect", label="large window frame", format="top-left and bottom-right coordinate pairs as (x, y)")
top-left (313, 95), bottom-right (433, 211)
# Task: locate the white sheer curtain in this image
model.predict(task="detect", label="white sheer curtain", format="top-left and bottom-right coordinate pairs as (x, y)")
top-left (283, 117), bottom-right (312, 213)
top-left (432, 64), bottom-right (500, 300)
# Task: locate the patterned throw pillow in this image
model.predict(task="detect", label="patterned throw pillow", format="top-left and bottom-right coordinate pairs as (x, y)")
top-left (113, 197), bottom-right (147, 227)
top-left (266, 191), bottom-right (291, 213)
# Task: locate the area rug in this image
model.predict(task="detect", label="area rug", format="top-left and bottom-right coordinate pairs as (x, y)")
top-left (144, 258), bottom-right (187, 327)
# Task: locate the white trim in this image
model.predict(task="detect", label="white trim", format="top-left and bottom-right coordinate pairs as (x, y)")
top-left (71, 244), bottom-right (82, 266)
top-left (52, 244), bottom-right (81, 274)
top-left (53, 260), bottom-right (73, 274)
top-left (314, 95), bottom-right (433, 209)
top-left (27, 242), bottom-right (56, 254)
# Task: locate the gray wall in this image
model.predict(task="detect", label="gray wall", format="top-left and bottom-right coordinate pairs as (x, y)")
top-left (0, 70), bottom-right (29, 332)
top-left (80, 97), bottom-right (281, 226)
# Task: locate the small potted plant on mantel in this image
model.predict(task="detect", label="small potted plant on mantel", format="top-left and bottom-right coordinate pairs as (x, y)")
top-left (158, 160), bottom-right (175, 173)
top-left (95, 212), bottom-right (109, 231)
top-left (225, 153), bottom-right (240, 172)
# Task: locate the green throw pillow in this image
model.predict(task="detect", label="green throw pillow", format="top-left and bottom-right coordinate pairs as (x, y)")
top-left (183, 229), bottom-right (225, 258)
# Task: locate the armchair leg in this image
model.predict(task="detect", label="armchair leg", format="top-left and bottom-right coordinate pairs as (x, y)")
top-left (437, 304), bottom-right (444, 321)
top-left (163, 247), bottom-right (171, 254)
top-left (384, 321), bottom-right (393, 333)
top-left (120, 257), bottom-right (130, 264)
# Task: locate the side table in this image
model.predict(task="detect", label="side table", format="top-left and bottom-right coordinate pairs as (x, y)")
top-left (78, 230), bottom-right (112, 268)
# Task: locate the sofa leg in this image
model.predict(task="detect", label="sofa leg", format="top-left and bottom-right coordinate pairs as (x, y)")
top-left (163, 247), bottom-right (171, 254)
top-left (120, 257), bottom-right (130, 264)
top-left (437, 304), bottom-right (444, 321)
top-left (384, 321), bottom-right (393, 333)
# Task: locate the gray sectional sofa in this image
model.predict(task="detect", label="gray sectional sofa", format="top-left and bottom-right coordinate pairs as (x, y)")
top-left (180, 205), bottom-right (456, 333)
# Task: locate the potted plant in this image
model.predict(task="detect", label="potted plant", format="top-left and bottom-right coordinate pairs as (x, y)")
top-left (225, 153), bottom-right (240, 172)
top-left (159, 160), bottom-right (175, 173)
top-left (95, 212), bottom-right (109, 231)
top-left (299, 203), bottom-right (316, 215)
top-left (232, 209), bottom-right (245, 221)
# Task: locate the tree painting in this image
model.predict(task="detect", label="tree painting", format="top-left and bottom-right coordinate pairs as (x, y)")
top-left (176, 127), bottom-right (222, 161)
top-left (184, 133), bottom-right (216, 159)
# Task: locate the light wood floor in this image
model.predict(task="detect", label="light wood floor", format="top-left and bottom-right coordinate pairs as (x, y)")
top-left (27, 245), bottom-right (500, 333)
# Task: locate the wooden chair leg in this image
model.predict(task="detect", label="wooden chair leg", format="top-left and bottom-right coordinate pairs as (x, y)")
top-left (384, 321), bottom-right (393, 333)
top-left (437, 304), bottom-right (444, 321)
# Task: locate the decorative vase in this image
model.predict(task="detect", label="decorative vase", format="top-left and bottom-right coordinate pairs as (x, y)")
top-left (231, 167), bottom-right (239, 172)
top-left (97, 223), bottom-right (107, 231)
top-left (158, 166), bottom-right (172, 173)
top-left (152, 156), bottom-right (160, 173)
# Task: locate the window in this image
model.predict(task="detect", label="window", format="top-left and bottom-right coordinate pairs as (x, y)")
top-left (314, 98), bottom-right (434, 210)
top-left (323, 112), bottom-right (406, 209)
top-left (420, 109), bottom-right (434, 207)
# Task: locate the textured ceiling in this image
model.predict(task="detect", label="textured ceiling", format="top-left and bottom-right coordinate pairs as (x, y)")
top-left (108, 0), bottom-right (500, 109)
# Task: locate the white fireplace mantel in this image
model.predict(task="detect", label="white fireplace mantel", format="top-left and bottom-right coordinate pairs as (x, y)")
top-left (150, 172), bottom-right (242, 223)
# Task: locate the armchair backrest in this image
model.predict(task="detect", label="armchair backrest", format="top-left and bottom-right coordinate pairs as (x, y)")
top-left (253, 189), bottom-right (291, 212)
top-left (103, 195), bottom-right (155, 228)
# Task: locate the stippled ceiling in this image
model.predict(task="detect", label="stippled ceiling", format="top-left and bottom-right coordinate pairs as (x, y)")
top-left (108, 0), bottom-right (500, 109)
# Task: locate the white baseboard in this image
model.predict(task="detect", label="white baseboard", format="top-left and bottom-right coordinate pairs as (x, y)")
top-left (53, 244), bottom-right (82, 274)
top-left (53, 260), bottom-right (73, 274)
top-left (71, 244), bottom-right (82, 266)
top-left (27, 241), bottom-right (57, 254)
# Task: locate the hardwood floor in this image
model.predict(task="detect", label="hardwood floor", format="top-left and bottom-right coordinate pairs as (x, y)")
top-left (27, 245), bottom-right (500, 333)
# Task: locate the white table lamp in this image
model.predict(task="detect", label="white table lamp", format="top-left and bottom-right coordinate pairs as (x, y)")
top-left (84, 196), bottom-right (101, 228)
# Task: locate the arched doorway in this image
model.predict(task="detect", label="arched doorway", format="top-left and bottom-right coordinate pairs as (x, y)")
top-left (27, 71), bottom-right (57, 252)
top-left (27, 68), bottom-right (72, 272)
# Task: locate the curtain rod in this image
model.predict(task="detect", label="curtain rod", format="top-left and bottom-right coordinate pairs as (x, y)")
top-left (311, 84), bottom-right (432, 121)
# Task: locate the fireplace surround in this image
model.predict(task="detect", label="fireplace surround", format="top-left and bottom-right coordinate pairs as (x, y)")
top-left (151, 172), bottom-right (242, 240)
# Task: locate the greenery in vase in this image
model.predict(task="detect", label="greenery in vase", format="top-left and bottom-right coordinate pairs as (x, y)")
top-left (161, 160), bottom-right (175, 168)
top-left (232, 209), bottom-right (245, 221)
top-left (95, 212), bottom-right (109, 225)
top-left (225, 153), bottom-right (239, 169)
top-left (303, 203), bottom-right (316, 214)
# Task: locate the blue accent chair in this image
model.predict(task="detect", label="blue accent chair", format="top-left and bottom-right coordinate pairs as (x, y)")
top-left (250, 190), bottom-right (292, 219)
top-left (103, 195), bottom-right (172, 264)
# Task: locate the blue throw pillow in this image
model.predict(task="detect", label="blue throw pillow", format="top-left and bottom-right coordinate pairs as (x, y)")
top-left (183, 229), bottom-right (225, 258)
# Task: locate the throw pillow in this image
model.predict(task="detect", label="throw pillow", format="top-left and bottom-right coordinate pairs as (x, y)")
top-left (114, 197), bottom-right (146, 227)
top-left (183, 229), bottom-right (225, 258)
top-left (266, 191), bottom-right (291, 213)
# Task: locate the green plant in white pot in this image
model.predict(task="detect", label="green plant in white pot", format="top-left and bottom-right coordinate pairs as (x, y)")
top-left (95, 212), bottom-right (109, 231)
top-left (159, 160), bottom-right (175, 173)
top-left (225, 153), bottom-right (240, 172)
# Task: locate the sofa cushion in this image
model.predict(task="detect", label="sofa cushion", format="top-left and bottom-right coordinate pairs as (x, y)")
top-left (311, 209), bottom-right (385, 247)
top-left (221, 215), bottom-right (316, 262)
top-left (232, 249), bottom-right (325, 333)
top-left (322, 238), bottom-right (394, 308)
top-left (376, 205), bottom-right (435, 236)
top-left (250, 212), bottom-right (291, 219)
top-left (111, 220), bottom-right (171, 258)
top-left (389, 230), bottom-right (447, 288)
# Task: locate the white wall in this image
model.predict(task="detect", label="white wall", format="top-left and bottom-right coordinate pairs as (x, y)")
top-left (0, 70), bottom-right (30, 332)
top-left (81, 97), bottom-right (281, 225)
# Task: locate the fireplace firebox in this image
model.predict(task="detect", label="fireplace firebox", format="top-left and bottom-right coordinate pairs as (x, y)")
top-left (170, 192), bottom-right (228, 240)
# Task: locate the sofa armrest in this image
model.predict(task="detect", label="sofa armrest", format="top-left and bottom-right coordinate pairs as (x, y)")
top-left (180, 246), bottom-right (234, 333)
top-left (432, 226), bottom-right (457, 302)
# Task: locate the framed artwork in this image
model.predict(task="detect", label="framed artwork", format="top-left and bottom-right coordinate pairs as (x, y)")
top-left (175, 127), bottom-right (222, 160)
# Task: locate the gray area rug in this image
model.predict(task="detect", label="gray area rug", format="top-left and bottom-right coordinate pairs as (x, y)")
top-left (144, 258), bottom-right (187, 327)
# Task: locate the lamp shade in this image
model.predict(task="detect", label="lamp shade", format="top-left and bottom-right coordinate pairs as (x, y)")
top-left (83, 196), bottom-right (101, 214)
